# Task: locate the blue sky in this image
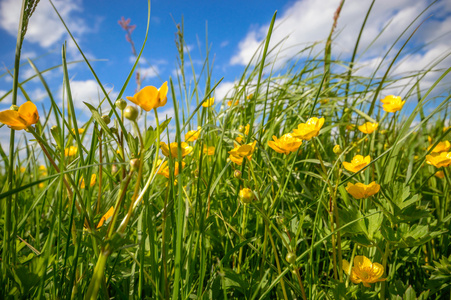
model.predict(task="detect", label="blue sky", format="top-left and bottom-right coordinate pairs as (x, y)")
top-left (0, 0), bottom-right (450, 146)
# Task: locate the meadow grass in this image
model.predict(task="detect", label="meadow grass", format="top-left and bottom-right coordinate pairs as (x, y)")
top-left (0, 1), bottom-right (450, 299)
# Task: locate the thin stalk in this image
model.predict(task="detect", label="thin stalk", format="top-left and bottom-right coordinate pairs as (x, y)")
top-left (379, 242), bottom-right (390, 300)
top-left (268, 229), bottom-right (288, 300)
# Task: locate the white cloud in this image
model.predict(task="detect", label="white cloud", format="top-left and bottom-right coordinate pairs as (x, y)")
top-left (215, 81), bottom-right (236, 101)
top-left (141, 66), bottom-right (160, 80)
top-left (230, 0), bottom-right (450, 68)
top-left (0, 0), bottom-right (88, 49)
top-left (230, 0), bottom-right (451, 100)
top-left (59, 79), bottom-right (118, 115)
top-left (30, 88), bottom-right (48, 102)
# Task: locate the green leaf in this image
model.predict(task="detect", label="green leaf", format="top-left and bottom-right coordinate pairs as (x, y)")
top-left (339, 205), bottom-right (368, 235)
top-left (127, 133), bottom-right (139, 158)
top-left (84, 102), bottom-right (112, 137)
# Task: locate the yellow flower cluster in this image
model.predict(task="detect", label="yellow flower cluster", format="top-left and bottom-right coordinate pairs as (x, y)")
top-left (239, 188), bottom-right (254, 204)
top-left (126, 82), bottom-right (168, 111)
top-left (157, 160), bottom-right (186, 179)
top-left (0, 102), bottom-right (39, 130)
top-left (267, 133), bottom-right (303, 155)
top-left (65, 146), bottom-right (78, 157)
top-left (236, 124), bottom-right (250, 143)
top-left (228, 141), bottom-right (256, 165)
top-left (202, 97), bottom-right (215, 107)
top-left (80, 174), bottom-right (97, 189)
top-left (426, 140), bottom-right (451, 168)
top-left (160, 142), bottom-right (193, 158)
top-left (342, 256), bottom-right (386, 287)
top-left (343, 155), bottom-right (371, 173)
top-left (292, 117), bottom-right (325, 140)
top-left (185, 126), bottom-right (201, 142)
top-left (345, 182), bottom-right (380, 199)
top-left (267, 117), bottom-right (324, 156)
top-left (358, 122), bottom-right (378, 134)
top-left (381, 95), bottom-right (405, 113)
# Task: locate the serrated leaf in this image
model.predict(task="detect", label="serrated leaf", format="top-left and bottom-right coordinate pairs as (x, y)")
top-left (367, 209), bottom-right (383, 240)
top-left (339, 205), bottom-right (367, 235)
top-left (144, 125), bottom-right (156, 150)
top-left (381, 225), bottom-right (400, 243)
top-left (127, 133), bottom-right (139, 157)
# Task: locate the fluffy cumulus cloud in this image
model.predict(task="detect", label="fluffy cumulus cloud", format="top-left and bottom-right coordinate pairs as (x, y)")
top-left (59, 80), bottom-right (118, 115)
top-left (0, 0), bottom-right (88, 48)
top-left (231, 0), bottom-right (451, 68)
top-left (215, 81), bottom-right (236, 101)
top-left (230, 0), bottom-right (451, 98)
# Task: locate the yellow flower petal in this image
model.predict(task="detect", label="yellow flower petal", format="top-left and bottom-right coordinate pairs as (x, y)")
top-left (97, 206), bottom-right (114, 228)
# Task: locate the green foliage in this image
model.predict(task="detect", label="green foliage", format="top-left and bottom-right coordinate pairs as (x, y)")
top-left (0, 1), bottom-right (450, 299)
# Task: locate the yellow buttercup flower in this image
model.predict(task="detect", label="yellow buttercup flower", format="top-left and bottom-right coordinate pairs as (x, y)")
top-left (19, 167), bottom-right (26, 173)
top-left (292, 117), bottom-right (325, 140)
top-left (358, 122), bottom-right (378, 134)
top-left (435, 171), bottom-right (445, 179)
top-left (228, 141), bottom-right (257, 165)
top-left (64, 146), bottom-right (78, 157)
top-left (126, 82), bottom-right (168, 111)
top-left (185, 126), bottom-right (201, 142)
top-left (157, 161), bottom-right (186, 179)
top-left (267, 133), bottom-right (302, 155)
top-left (72, 128), bottom-right (85, 134)
top-left (38, 182), bottom-right (45, 189)
top-left (346, 124), bottom-right (355, 131)
top-left (227, 100), bottom-right (239, 107)
top-left (343, 155), bottom-right (371, 173)
top-left (97, 206), bottom-right (114, 228)
top-left (426, 152), bottom-right (451, 168)
top-left (381, 95), bottom-right (405, 113)
top-left (345, 181), bottom-right (380, 199)
top-left (236, 124), bottom-right (250, 143)
top-left (0, 101), bottom-right (39, 130)
top-left (203, 146), bottom-right (215, 156)
top-left (239, 188), bottom-right (254, 204)
top-left (427, 141), bottom-right (450, 153)
top-left (80, 174), bottom-right (97, 189)
top-left (246, 93), bottom-right (254, 100)
top-left (202, 97), bottom-right (214, 107)
top-left (39, 165), bottom-right (47, 172)
top-left (160, 142), bottom-right (193, 158)
top-left (333, 144), bottom-right (342, 154)
top-left (444, 126), bottom-right (451, 132)
top-left (342, 256), bottom-right (386, 287)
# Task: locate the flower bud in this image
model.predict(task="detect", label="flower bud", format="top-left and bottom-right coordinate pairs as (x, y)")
top-left (101, 115), bottom-right (111, 125)
top-left (239, 188), bottom-right (254, 204)
top-left (194, 169), bottom-right (199, 178)
top-left (285, 252), bottom-right (297, 264)
top-left (238, 125), bottom-right (245, 133)
top-left (10, 105), bottom-right (19, 111)
top-left (111, 164), bottom-right (118, 174)
top-left (115, 98), bottom-right (127, 110)
top-left (234, 170), bottom-right (242, 179)
top-left (130, 158), bottom-right (140, 171)
top-left (124, 106), bottom-right (138, 121)
top-left (109, 127), bottom-right (118, 135)
top-left (344, 108), bottom-right (350, 113)
top-left (333, 144), bottom-right (342, 154)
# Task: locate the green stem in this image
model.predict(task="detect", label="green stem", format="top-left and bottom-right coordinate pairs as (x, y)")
top-left (379, 242), bottom-right (390, 300)
top-left (84, 247), bottom-right (110, 300)
top-left (237, 203), bottom-right (247, 273)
